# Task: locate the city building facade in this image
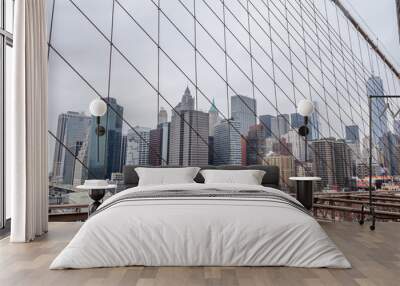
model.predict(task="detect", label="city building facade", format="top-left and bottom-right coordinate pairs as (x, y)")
top-left (231, 95), bottom-right (257, 136)
top-left (381, 132), bottom-right (400, 176)
top-left (51, 111), bottom-right (92, 184)
top-left (246, 124), bottom-right (267, 165)
top-left (87, 98), bottom-right (124, 179)
top-left (271, 114), bottom-right (290, 137)
top-left (158, 107), bottom-right (168, 124)
top-left (283, 129), bottom-right (305, 162)
top-left (169, 88), bottom-right (209, 166)
top-left (125, 126), bottom-right (151, 166)
top-left (309, 101), bottom-right (321, 140)
top-left (160, 122), bottom-right (170, 166)
top-left (345, 125), bottom-right (360, 143)
top-left (259, 114), bottom-right (274, 138)
top-left (290, 113), bottom-right (303, 129)
top-left (264, 153), bottom-right (295, 191)
top-left (119, 134), bottom-right (127, 172)
top-left (214, 120), bottom-right (242, 165)
top-left (208, 98), bottom-right (220, 137)
top-left (148, 122), bottom-right (170, 166)
top-left (149, 128), bottom-right (163, 166)
top-left (312, 138), bottom-right (353, 191)
top-left (368, 76), bottom-right (388, 145)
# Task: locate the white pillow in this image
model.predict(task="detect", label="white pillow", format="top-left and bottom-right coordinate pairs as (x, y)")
top-left (135, 167), bottom-right (200, 186)
top-left (200, 169), bottom-right (265, 185)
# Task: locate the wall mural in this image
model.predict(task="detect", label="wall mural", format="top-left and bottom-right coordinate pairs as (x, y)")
top-left (46, 0), bottom-right (400, 206)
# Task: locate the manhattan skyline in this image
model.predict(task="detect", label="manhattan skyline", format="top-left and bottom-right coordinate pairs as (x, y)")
top-left (50, 77), bottom-right (400, 193)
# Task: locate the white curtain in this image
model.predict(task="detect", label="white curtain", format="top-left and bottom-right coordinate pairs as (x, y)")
top-left (8, 0), bottom-right (48, 242)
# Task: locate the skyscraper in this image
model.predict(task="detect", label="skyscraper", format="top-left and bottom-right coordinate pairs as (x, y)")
top-left (174, 86), bottom-right (195, 113)
top-left (231, 95), bottom-right (257, 136)
top-left (264, 153), bottom-right (295, 191)
top-left (156, 108), bottom-right (170, 165)
top-left (271, 114), bottom-right (290, 137)
top-left (290, 113), bottom-right (303, 129)
top-left (125, 127), bottom-right (151, 166)
top-left (381, 132), bottom-right (400, 176)
top-left (88, 97), bottom-right (123, 179)
top-left (73, 132), bottom-right (91, 185)
top-left (259, 114), bottom-right (274, 138)
top-left (309, 101), bottom-right (320, 140)
top-left (159, 122), bottom-right (170, 166)
top-left (208, 98), bottom-right (220, 137)
top-left (158, 107), bottom-right (168, 124)
top-left (214, 120), bottom-right (242, 165)
top-left (347, 141), bottom-right (361, 177)
top-left (169, 87), bottom-right (209, 166)
top-left (149, 128), bottom-right (163, 166)
top-left (283, 129), bottom-right (305, 161)
top-left (119, 134), bottom-right (127, 172)
top-left (51, 111), bottom-right (92, 184)
top-left (361, 136), bottom-right (379, 164)
top-left (345, 125), bottom-right (360, 143)
top-left (312, 138), bottom-right (352, 190)
top-left (368, 76), bottom-right (387, 145)
top-left (272, 137), bottom-right (292, 156)
top-left (246, 124), bottom-right (267, 165)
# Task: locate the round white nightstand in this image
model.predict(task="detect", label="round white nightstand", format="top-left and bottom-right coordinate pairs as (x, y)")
top-left (289, 177), bottom-right (321, 210)
top-left (77, 182), bottom-right (117, 215)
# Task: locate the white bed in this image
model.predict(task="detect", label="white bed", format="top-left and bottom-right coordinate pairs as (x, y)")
top-left (50, 183), bottom-right (351, 269)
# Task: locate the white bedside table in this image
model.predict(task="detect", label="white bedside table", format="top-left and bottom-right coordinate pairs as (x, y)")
top-left (77, 181), bottom-right (117, 215)
top-left (289, 177), bottom-right (321, 210)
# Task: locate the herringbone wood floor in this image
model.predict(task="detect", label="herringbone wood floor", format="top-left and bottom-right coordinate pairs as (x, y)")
top-left (0, 222), bottom-right (399, 286)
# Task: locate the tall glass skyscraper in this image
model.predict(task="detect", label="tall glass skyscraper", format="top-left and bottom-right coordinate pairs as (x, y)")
top-left (88, 97), bottom-right (124, 179)
top-left (309, 101), bottom-right (321, 140)
top-left (259, 114), bottom-right (274, 138)
top-left (290, 113), bottom-right (303, 129)
top-left (272, 114), bottom-right (290, 137)
top-left (345, 125), bottom-right (360, 143)
top-left (368, 76), bottom-right (387, 145)
top-left (231, 95), bottom-right (257, 136)
top-left (51, 112), bottom-right (92, 184)
top-left (214, 120), bottom-right (242, 165)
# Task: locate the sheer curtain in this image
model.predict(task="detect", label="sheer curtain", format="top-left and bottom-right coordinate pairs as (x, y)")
top-left (8, 0), bottom-right (48, 242)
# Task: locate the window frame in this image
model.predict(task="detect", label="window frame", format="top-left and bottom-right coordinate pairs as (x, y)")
top-left (0, 0), bottom-right (13, 231)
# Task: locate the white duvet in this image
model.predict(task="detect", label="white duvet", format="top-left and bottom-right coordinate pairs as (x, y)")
top-left (50, 183), bottom-right (351, 269)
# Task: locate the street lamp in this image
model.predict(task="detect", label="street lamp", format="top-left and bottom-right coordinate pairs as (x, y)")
top-left (297, 99), bottom-right (314, 164)
top-left (89, 98), bottom-right (107, 161)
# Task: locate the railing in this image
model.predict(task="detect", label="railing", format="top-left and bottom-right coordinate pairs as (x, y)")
top-left (313, 191), bottom-right (400, 222)
top-left (48, 190), bottom-right (400, 222)
top-left (48, 204), bottom-right (88, 222)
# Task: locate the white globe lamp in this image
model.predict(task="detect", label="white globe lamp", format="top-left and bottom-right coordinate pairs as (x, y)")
top-left (89, 99), bottom-right (107, 117)
top-left (297, 99), bottom-right (314, 117)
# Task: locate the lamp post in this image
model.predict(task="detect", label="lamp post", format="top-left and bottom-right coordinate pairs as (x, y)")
top-left (89, 99), bottom-right (107, 161)
top-left (297, 99), bottom-right (315, 168)
top-left (289, 100), bottom-right (319, 211)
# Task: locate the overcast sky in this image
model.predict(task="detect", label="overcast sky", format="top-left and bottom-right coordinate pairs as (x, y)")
top-left (343, 0), bottom-right (399, 66)
top-left (47, 0), bottom-right (400, 142)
